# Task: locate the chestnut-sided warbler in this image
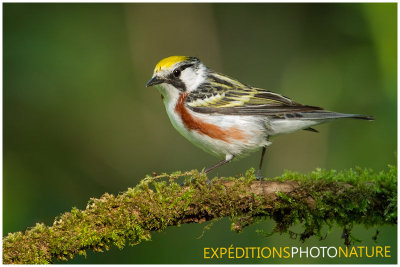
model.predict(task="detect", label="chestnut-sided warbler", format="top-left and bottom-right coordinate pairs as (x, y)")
top-left (146, 56), bottom-right (373, 178)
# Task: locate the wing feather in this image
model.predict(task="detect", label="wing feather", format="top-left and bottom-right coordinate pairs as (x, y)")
top-left (185, 72), bottom-right (323, 116)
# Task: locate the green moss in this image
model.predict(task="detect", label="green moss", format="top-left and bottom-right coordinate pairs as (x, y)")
top-left (3, 165), bottom-right (397, 264)
top-left (263, 164), bottom-right (397, 245)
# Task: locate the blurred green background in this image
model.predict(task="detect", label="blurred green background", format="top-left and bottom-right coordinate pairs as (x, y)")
top-left (3, 3), bottom-right (397, 264)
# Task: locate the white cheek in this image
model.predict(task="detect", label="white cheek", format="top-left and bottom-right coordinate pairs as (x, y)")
top-left (180, 65), bottom-right (206, 92)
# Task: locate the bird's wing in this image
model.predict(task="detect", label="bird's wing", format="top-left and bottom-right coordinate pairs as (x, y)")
top-left (185, 72), bottom-right (323, 116)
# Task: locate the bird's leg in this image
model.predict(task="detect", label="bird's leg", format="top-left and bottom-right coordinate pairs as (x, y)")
top-left (204, 155), bottom-right (234, 174)
top-left (183, 156), bottom-right (234, 187)
top-left (187, 155), bottom-right (234, 187)
top-left (256, 146), bottom-right (267, 180)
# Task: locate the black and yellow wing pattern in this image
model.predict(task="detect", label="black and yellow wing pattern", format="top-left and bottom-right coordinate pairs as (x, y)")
top-left (186, 71), bottom-right (323, 117)
top-left (186, 71), bottom-right (373, 122)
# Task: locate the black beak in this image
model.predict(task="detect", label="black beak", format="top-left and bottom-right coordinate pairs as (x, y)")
top-left (146, 76), bottom-right (164, 87)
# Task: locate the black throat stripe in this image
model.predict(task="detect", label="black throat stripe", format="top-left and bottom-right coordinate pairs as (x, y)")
top-left (167, 77), bottom-right (186, 91)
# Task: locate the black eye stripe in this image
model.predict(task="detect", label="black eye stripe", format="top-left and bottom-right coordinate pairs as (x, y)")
top-left (166, 63), bottom-right (195, 92)
top-left (179, 63), bottom-right (194, 71)
top-left (170, 63), bottom-right (195, 77)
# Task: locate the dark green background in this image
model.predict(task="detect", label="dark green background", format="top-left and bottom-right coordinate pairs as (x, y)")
top-left (3, 3), bottom-right (397, 264)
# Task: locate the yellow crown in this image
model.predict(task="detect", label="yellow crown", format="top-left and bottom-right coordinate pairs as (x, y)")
top-left (154, 56), bottom-right (188, 72)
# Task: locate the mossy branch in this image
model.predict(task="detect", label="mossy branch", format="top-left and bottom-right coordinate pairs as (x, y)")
top-left (3, 165), bottom-right (397, 264)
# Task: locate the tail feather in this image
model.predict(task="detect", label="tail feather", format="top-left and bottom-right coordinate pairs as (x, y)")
top-left (301, 111), bottom-right (374, 121)
top-left (346, 114), bottom-right (375, 121)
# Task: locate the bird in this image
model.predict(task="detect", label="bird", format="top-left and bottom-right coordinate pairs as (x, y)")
top-left (146, 56), bottom-right (373, 179)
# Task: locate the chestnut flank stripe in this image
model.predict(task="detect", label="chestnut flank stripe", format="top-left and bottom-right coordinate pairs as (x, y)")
top-left (175, 93), bottom-right (246, 142)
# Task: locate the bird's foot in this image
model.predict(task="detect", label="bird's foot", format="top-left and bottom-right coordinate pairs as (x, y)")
top-left (180, 171), bottom-right (212, 188)
top-left (256, 169), bottom-right (263, 181)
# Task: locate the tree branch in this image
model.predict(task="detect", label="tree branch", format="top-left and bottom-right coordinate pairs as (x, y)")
top-left (3, 166), bottom-right (397, 264)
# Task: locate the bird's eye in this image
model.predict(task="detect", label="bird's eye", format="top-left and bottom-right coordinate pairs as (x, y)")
top-left (173, 69), bottom-right (181, 77)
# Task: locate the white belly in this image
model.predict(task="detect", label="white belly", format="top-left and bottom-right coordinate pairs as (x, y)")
top-left (269, 119), bottom-right (320, 135)
top-left (162, 94), bottom-right (270, 159)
